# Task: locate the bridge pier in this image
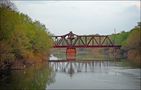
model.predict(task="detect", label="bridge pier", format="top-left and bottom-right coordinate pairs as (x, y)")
top-left (66, 47), bottom-right (76, 60)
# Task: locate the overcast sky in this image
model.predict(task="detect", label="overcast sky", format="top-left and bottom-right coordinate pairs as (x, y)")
top-left (12, 1), bottom-right (140, 35)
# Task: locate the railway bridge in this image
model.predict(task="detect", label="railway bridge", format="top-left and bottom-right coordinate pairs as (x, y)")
top-left (52, 31), bottom-right (121, 60)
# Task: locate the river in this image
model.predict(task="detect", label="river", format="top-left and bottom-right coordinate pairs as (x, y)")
top-left (0, 57), bottom-right (140, 90)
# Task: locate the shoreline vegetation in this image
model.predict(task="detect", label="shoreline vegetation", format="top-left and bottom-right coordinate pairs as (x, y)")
top-left (0, 1), bottom-right (53, 71)
top-left (111, 23), bottom-right (141, 68)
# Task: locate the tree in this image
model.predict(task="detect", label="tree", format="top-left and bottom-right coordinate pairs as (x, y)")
top-left (0, 1), bottom-right (53, 68)
top-left (127, 27), bottom-right (141, 49)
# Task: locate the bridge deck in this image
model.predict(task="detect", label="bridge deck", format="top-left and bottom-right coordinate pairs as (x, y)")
top-left (53, 45), bottom-right (121, 48)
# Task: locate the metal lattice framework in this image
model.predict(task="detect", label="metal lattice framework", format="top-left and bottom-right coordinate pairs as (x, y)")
top-left (52, 31), bottom-right (121, 48)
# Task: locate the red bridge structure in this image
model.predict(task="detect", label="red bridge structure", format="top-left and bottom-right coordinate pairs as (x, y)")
top-left (52, 31), bottom-right (121, 60)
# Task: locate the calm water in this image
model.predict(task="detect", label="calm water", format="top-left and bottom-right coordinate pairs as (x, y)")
top-left (47, 60), bottom-right (141, 89)
top-left (0, 60), bottom-right (140, 90)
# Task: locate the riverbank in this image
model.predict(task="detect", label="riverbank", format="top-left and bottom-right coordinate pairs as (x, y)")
top-left (0, 57), bottom-right (51, 83)
top-left (117, 59), bottom-right (141, 68)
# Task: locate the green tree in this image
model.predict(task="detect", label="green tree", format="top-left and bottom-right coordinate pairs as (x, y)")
top-left (0, 2), bottom-right (53, 68)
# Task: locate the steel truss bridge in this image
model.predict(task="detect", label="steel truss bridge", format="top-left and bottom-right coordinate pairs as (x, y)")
top-left (52, 31), bottom-right (121, 60)
top-left (52, 31), bottom-right (121, 48)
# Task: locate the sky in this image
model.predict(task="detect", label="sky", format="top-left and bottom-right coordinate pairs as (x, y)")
top-left (12, 1), bottom-right (140, 35)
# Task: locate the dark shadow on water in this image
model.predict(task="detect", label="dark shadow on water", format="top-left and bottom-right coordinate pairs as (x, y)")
top-left (0, 62), bottom-right (55, 90)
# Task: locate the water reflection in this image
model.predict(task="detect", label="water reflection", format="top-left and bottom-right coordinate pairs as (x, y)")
top-left (49, 60), bottom-right (116, 77)
top-left (48, 60), bottom-right (141, 89)
top-left (0, 63), bottom-right (55, 90)
top-left (0, 60), bottom-right (140, 89)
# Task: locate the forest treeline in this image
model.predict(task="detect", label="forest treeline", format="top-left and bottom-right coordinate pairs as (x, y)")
top-left (0, 1), bottom-right (53, 69)
top-left (111, 22), bottom-right (141, 67)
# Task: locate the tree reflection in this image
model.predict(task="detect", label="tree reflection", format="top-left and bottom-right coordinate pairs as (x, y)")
top-left (0, 63), bottom-right (55, 90)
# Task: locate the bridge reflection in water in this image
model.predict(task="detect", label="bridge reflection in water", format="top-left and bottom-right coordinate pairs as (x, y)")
top-left (49, 60), bottom-right (116, 77)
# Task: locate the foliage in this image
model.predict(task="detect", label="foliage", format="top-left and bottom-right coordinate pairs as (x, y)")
top-left (0, 4), bottom-right (53, 65)
top-left (110, 31), bottom-right (130, 46)
top-left (126, 26), bottom-right (141, 67)
top-left (126, 27), bottom-right (141, 49)
top-left (110, 23), bottom-right (141, 67)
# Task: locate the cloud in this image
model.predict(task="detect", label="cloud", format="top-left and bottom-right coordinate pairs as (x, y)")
top-left (12, 1), bottom-right (140, 35)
